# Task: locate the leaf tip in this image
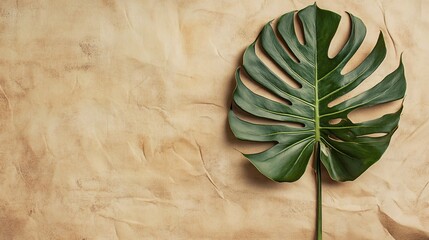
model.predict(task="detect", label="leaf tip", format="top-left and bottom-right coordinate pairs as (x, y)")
top-left (312, 2), bottom-right (323, 11)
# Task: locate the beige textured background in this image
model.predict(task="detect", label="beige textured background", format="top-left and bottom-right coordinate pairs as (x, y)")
top-left (0, 0), bottom-right (428, 239)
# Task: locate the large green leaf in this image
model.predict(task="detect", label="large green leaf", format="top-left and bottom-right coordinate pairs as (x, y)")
top-left (228, 4), bottom-right (406, 182)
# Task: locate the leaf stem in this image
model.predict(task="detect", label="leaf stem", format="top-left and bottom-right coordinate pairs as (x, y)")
top-left (315, 142), bottom-right (322, 240)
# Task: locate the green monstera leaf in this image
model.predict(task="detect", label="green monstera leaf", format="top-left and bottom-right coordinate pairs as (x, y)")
top-left (228, 3), bottom-right (406, 239)
top-left (229, 4), bottom-right (405, 182)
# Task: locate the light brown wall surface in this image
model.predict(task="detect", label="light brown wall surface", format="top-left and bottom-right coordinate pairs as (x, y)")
top-left (0, 0), bottom-right (428, 239)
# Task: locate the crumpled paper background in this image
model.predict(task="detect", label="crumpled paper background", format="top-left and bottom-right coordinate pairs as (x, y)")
top-left (0, 0), bottom-right (427, 239)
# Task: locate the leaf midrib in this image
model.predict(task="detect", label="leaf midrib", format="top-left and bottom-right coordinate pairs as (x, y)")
top-left (314, 17), bottom-right (320, 143)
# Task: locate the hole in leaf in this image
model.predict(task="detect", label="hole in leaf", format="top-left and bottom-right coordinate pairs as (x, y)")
top-left (239, 68), bottom-right (292, 106)
top-left (329, 118), bottom-right (342, 125)
top-left (232, 102), bottom-right (305, 128)
top-left (255, 39), bottom-right (302, 89)
top-left (294, 12), bottom-right (305, 45)
top-left (328, 135), bottom-right (344, 142)
top-left (358, 133), bottom-right (387, 138)
top-left (328, 12), bottom-right (351, 59)
top-left (347, 99), bottom-right (402, 123)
